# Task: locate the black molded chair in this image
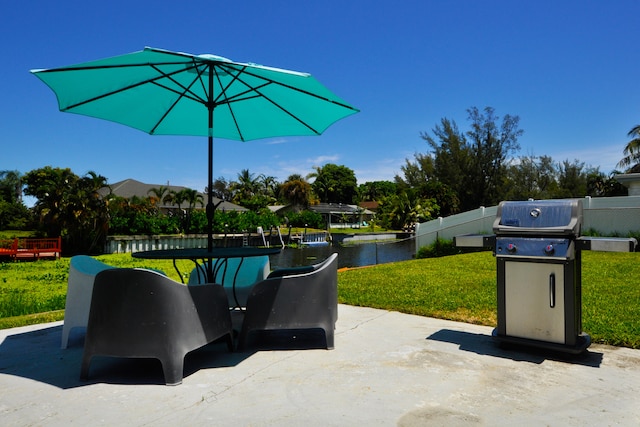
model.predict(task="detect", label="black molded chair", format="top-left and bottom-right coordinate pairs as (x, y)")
top-left (81, 269), bottom-right (233, 385)
top-left (238, 253), bottom-right (338, 351)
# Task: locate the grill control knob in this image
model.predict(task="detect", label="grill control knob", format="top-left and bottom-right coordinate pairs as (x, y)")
top-left (507, 243), bottom-right (517, 253)
top-left (545, 244), bottom-right (555, 255)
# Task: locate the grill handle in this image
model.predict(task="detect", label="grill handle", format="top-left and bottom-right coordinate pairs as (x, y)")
top-left (549, 273), bottom-right (556, 308)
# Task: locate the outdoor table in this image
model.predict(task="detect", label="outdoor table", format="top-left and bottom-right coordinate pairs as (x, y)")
top-left (133, 247), bottom-right (281, 282)
top-left (132, 247), bottom-right (282, 308)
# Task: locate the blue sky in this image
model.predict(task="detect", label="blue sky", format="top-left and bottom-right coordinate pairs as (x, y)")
top-left (3, 1), bottom-right (640, 199)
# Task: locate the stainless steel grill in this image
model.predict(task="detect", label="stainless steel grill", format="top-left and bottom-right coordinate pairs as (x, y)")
top-left (456, 199), bottom-right (636, 354)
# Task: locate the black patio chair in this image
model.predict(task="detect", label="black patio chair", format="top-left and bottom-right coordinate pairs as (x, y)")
top-left (80, 268), bottom-right (233, 385)
top-left (237, 253), bottom-right (338, 351)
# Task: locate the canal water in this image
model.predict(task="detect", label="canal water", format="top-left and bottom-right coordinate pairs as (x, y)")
top-left (268, 238), bottom-right (416, 269)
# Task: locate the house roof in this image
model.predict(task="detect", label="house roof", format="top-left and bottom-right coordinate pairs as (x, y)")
top-left (359, 201), bottom-right (379, 211)
top-left (100, 179), bottom-right (247, 211)
top-left (267, 205), bottom-right (289, 213)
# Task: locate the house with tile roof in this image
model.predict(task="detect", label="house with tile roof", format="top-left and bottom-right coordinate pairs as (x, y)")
top-left (100, 179), bottom-right (247, 212)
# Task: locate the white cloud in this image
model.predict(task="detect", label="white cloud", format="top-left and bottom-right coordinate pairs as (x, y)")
top-left (547, 142), bottom-right (626, 173)
top-left (265, 138), bottom-right (288, 145)
top-left (306, 154), bottom-right (340, 165)
top-left (353, 156), bottom-right (407, 184)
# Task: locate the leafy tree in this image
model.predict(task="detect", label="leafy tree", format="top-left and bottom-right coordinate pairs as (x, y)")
top-left (0, 170), bottom-right (23, 204)
top-left (465, 106), bottom-right (523, 207)
top-left (617, 125), bottom-right (640, 171)
top-left (280, 174), bottom-right (312, 210)
top-left (554, 159), bottom-right (588, 198)
top-left (357, 180), bottom-right (397, 201)
top-left (421, 118), bottom-right (469, 200)
top-left (505, 155), bottom-right (557, 200)
top-left (587, 169), bottom-right (627, 197)
top-left (23, 167), bottom-right (109, 254)
top-left (0, 170), bottom-right (31, 230)
top-left (397, 153), bottom-right (436, 189)
top-left (211, 177), bottom-right (233, 200)
top-left (415, 180), bottom-right (458, 217)
top-left (396, 155), bottom-right (458, 216)
top-left (420, 107), bottom-right (523, 211)
top-left (0, 199), bottom-right (31, 230)
top-left (309, 163), bottom-right (358, 204)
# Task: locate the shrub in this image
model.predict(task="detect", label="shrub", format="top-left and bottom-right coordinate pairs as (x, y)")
top-left (283, 211), bottom-right (324, 229)
top-left (417, 238), bottom-right (462, 258)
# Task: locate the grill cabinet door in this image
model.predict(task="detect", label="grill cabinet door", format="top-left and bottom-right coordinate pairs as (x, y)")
top-left (504, 261), bottom-right (565, 343)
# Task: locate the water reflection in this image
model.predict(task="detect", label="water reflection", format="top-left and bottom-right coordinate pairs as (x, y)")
top-left (269, 238), bottom-right (415, 269)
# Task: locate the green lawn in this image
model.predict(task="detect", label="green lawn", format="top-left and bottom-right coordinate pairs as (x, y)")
top-left (1, 251), bottom-right (638, 348)
top-left (338, 251), bottom-right (640, 348)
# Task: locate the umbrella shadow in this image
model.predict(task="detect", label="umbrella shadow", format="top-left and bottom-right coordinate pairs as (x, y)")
top-left (0, 325), bottom-right (251, 388)
top-left (426, 329), bottom-right (603, 368)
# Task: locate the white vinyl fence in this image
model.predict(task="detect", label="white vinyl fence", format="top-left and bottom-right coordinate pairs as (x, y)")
top-left (415, 196), bottom-right (640, 253)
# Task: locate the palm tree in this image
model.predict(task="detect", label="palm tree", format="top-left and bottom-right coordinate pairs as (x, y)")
top-left (167, 189), bottom-right (187, 210)
top-left (231, 169), bottom-right (261, 205)
top-left (180, 188), bottom-right (204, 210)
top-left (617, 125), bottom-right (640, 172)
top-left (177, 188), bottom-right (203, 234)
top-left (147, 186), bottom-right (169, 207)
top-left (259, 175), bottom-right (279, 199)
top-left (73, 171), bottom-right (109, 252)
top-left (306, 165), bottom-right (331, 202)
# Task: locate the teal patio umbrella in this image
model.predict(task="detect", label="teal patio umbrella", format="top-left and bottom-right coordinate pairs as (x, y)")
top-left (31, 47), bottom-right (359, 275)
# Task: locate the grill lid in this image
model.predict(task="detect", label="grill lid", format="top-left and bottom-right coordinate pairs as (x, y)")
top-left (493, 199), bottom-right (583, 236)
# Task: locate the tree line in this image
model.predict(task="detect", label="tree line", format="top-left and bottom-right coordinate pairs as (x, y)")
top-left (2, 106), bottom-right (639, 254)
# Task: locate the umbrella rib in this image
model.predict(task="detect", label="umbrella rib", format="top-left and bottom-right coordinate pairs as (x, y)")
top-left (148, 64), bottom-right (207, 134)
top-left (59, 63), bottom-right (203, 111)
top-left (224, 64), bottom-right (358, 112)
top-left (213, 63), bottom-right (356, 134)
top-left (149, 63), bottom-right (208, 104)
top-left (226, 73), bottom-right (321, 134)
top-left (154, 63), bottom-right (210, 103)
top-left (213, 64), bottom-right (247, 141)
top-left (258, 88), bottom-right (321, 134)
top-left (212, 64), bottom-right (320, 135)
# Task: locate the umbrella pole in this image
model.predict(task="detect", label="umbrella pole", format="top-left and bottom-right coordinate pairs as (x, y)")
top-left (206, 135), bottom-right (215, 283)
top-left (206, 69), bottom-right (215, 283)
top-left (207, 136), bottom-right (214, 249)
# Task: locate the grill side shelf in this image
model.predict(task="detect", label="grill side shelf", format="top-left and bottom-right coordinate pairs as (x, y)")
top-left (576, 237), bottom-right (637, 252)
top-left (454, 234), bottom-right (496, 248)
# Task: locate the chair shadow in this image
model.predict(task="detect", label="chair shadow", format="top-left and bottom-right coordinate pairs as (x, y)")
top-left (426, 329), bottom-right (603, 368)
top-left (0, 325), bottom-right (251, 388)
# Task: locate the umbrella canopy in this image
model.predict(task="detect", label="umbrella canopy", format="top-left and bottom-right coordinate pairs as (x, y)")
top-left (31, 47), bottom-right (359, 277)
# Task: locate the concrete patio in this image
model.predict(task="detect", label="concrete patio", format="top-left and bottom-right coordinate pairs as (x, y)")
top-left (1, 304), bottom-right (639, 426)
